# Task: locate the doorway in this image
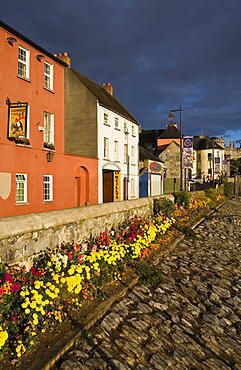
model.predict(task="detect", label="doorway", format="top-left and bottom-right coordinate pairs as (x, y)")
top-left (103, 169), bottom-right (113, 203)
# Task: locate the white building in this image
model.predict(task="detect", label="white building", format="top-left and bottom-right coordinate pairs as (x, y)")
top-left (64, 69), bottom-right (140, 203)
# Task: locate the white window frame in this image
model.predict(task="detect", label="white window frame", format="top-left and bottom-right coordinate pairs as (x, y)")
top-left (114, 117), bottom-right (119, 129)
top-left (104, 137), bottom-right (109, 159)
top-left (44, 112), bottom-right (54, 144)
top-left (104, 113), bottom-right (109, 126)
top-left (43, 175), bottom-right (53, 202)
top-left (124, 122), bottom-right (128, 133)
top-left (131, 146), bottom-right (135, 164)
top-left (44, 61), bottom-right (54, 90)
top-left (131, 178), bottom-right (135, 197)
top-left (124, 144), bottom-right (128, 163)
top-left (114, 140), bottom-right (119, 161)
top-left (16, 173), bottom-right (27, 203)
top-left (18, 46), bottom-right (30, 79)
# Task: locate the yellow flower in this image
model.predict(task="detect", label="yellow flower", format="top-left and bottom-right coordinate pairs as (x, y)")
top-left (30, 301), bottom-right (37, 309)
top-left (25, 308), bottom-right (30, 314)
top-left (0, 330), bottom-right (8, 348)
top-left (68, 268), bottom-right (75, 275)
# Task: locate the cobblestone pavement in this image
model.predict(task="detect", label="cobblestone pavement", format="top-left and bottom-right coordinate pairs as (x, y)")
top-left (57, 198), bottom-right (241, 370)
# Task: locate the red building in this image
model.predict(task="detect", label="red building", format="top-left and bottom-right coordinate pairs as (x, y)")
top-left (0, 21), bottom-right (98, 218)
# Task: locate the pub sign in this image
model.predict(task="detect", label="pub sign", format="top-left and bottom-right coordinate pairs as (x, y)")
top-left (8, 103), bottom-right (28, 140)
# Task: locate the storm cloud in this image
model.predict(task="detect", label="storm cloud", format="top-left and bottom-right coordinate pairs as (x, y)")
top-left (1, 0), bottom-right (241, 143)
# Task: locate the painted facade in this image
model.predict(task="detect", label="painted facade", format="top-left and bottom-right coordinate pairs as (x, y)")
top-left (139, 146), bottom-right (164, 198)
top-left (64, 68), bottom-right (139, 203)
top-left (0, 21), bottom-right (98, 218)
top-left (193, 136), bottom-right (225, 182)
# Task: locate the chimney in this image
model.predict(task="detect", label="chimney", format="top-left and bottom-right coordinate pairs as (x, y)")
top-left (102, 82), bottom-right (114, 95)
top-left (54, 52), bottom-right (71, 67)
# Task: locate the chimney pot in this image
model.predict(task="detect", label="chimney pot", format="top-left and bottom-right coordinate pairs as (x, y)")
top-left (55, 52), bottom-right (71, 67)
top-left (102, 82), bottom-right (114, 95)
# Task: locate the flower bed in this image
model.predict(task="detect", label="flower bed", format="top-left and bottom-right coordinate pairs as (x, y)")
top-left (0, 190), bottom-right (226, 365)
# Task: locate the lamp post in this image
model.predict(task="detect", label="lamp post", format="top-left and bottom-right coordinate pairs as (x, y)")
top-left (168, 105), bottom-right (183, 191)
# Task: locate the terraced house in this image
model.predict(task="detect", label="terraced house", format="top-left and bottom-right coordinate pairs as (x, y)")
top-left (0, 21), bottom-right (98, 217)
top-left (63, 66), bottom-right (140, 203)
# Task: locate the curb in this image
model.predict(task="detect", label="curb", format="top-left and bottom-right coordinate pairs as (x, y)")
top-left (34, 200), bottom-right (227, 370)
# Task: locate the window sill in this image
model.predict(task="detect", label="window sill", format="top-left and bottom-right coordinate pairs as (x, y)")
top-left (42, 147), bottom-right (56, 152)
top-left (43, 201), bottom-right (54, 204)
top-left (15, 144), bottom-right (32, 148)
top-left (17, 75), bottom-right (31, 83)
top-left (15, 202), bottom-right (29, 206)
top-left (104, 123), bottom-right (111, 127)
top-left (103, 158), bottom-right (110, 161)
top-left (114, 127), bottom-right (121, 131)
top-left (43, 87), bottom-right (55, 94)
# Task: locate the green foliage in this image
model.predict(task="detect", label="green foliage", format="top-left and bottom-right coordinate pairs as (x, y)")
top-left (153, 198), bottom-right (175, 217)
top-left (133, 261), bottom-right (164, 286)
top-left (176, 224), bottom-right (196, 240)
top-left (230, 158), bottom-right (241, 176)
top-left (173, 191), bottom-right (191, 209)
top-left (223, 180), bottom-right (234, 198)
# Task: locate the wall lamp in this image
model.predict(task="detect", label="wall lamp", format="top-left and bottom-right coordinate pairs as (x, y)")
top-left (6, 37), bottom-right (17, 46)
top-left (36, 54), bottom-right (45, 62)
top-left (46, 151), bottom-right (54, 162)
top-left (6, 97), bottom-right (11, 106)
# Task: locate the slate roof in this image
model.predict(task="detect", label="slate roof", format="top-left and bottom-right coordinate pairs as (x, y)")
top-left (157, 124), bottom-right (181, 139)
top-left (71, 69), bottom-right (138, 124)
top-left (193, 136), bottom-right (224, 151)
top-left (0, 20), bottom-right (68, 67)
top-left (139, 146), bottom-right (164, 162)
top-left (140, 129), bottom-right (165, 146)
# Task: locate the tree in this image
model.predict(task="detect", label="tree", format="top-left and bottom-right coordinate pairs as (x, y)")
top-left (230, 158), bottom-right (241, 176)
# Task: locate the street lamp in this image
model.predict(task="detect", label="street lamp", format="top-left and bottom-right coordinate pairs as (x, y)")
top-left (168, 105), bottom-right (183, 191)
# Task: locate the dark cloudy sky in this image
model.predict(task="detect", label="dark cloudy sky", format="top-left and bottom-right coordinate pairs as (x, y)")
top-left (1, 0), bottom-right (241, 144)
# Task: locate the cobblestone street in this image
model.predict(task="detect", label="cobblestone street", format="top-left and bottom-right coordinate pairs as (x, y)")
top-left (57, 198), bottom-right (241, 370)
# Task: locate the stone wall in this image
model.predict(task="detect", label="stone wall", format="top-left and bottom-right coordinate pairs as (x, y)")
top-left (0, 195), bottom-right (174, 268)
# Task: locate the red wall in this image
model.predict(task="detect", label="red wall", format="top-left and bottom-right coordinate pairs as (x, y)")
top-left (156, 138), bottom-right (180, 150)
top-left (0, 25), bottom-right (98, 218)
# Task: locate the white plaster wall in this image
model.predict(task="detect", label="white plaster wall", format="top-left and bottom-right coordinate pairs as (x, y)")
top-left (198, 148), bottom-right (224, 180)
top-left (97, 104), bottom-right (139, 203)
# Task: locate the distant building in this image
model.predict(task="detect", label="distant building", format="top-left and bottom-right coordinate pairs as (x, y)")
top-left (139, 146), bottom-right (164, 197)
top-left (193, 136), bottom-right (225, 182)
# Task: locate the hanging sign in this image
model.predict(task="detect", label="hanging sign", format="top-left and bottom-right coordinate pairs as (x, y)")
top-left (183, 136), bottom-right (194, 168)
top-left (150, 162), bottom-right (161, 172)
top-left (8, 103), bottom-right (28, 140)
top-left (113, 171), bottom-right (120, 201)
top-left (214, 157), bottom-right (220, 174)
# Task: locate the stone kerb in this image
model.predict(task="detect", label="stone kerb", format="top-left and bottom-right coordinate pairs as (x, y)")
top-left (0, 194), bottom-right (174, 267)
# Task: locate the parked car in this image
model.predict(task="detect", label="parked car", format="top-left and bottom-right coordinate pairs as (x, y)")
top-left (188, 180), bottom-right (200, 185)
